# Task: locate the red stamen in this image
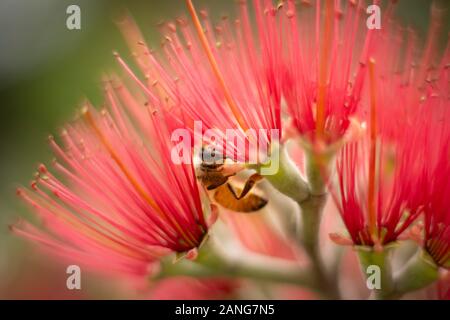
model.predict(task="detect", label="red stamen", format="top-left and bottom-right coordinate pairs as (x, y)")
top-left (82, 108), bottom-right (198, 248)
top-left (185, 0), bottom-right (249, 132)
top-left (316, 0), bottom-right (335, 142)
top-left (368, 58), bottom-right (378, 240)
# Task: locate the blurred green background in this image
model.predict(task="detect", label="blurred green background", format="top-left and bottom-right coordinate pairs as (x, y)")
top-left (0, 0), bottom-right (448, 299)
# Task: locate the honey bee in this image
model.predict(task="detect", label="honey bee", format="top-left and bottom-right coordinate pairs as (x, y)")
top-left (196, 148), bottom-right (268, 213)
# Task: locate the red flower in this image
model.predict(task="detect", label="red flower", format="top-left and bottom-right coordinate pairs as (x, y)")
top-left (422, 57), bottom-right (450, 267)
top-left (114, 1), bottom-right (283, 163)
top-left (331, 12), bottom-right (449, 247)
top-left (281, 0), bottom-right (374, 145)
top-left (424, 142), bottom-right (450, 268)
top-left (12, 79), bottom-right (208, 278)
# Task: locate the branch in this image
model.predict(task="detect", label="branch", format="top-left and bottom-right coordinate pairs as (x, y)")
top-left (154, 245), bottom-right (316, 291)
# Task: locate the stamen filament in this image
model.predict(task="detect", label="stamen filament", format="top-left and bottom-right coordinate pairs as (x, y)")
top-left (368, 58), bottom-right (378, 240)
top-left (185, 0), bottom-right (249, 132)
top-left (316, 0), bottom-right (334, 142)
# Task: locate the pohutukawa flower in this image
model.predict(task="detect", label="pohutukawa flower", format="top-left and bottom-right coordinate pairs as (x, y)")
top-left (114, 0), bottom-right (284, 163)
top-left (421, 62), bottom-right (450, 268)
top-left (8, 0), bottom-right (450, 300)
top-left (332, 131), bottom-right (424, 248)
top-left (11, 79), bottom-right (210, 277)
top-left (281, 0), bottom-right (377, 147)
top-left (423, 148), bottom-right (450, 268)
top-left (330, 17), bottom-right (449, 248)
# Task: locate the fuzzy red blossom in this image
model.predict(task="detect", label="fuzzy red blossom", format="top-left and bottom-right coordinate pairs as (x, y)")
top-left (333, 131), bottom-right (424, 247)
top-left (422, 60), bottom-right (450, 267)
top-left (281, 0), bottom-right (377, 145)
top-left (407, 26), bottom-right (450, 267)
top-left (115, 0), bottom-right (283, 162)
top-left (11, 78), bottom-right (209, 278)
top-left (331, 10), bottom-right (449, 247)
top-left (424, 142), bottom-right (450, 268)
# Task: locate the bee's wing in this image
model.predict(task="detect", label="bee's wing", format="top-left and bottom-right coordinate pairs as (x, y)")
top-left (213, 183), bottom-right (268, 213)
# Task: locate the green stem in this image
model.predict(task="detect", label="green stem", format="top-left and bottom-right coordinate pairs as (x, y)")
top-left (357, 246), bottom-right (395, 299)
top-left (258, 145), bottom-right (339, 299)
top-left (357, 246), bottom-right (440, 299)
top-left (393, 249), bottom-right (439, 296)
top-left (299, 193), bottom-right (340, 299)
top-left (258, 144), bottom-right (309, 203)
top-left (305, 151), bottom-right (327, 196)
top-left (155, 244), bottom-right (316, 290)
top-left (298, 150), bottom-right (340, 299)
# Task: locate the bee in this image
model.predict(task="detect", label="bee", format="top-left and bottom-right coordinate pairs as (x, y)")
top-left (196, 148), bottom-right (268, 213)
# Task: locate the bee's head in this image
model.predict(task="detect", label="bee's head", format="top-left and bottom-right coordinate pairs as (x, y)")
top-left (200, 146), bottom-right (225, 166)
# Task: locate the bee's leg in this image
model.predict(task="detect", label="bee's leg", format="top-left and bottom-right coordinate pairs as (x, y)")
top-left (227, 173), bottom-right (263, 200)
